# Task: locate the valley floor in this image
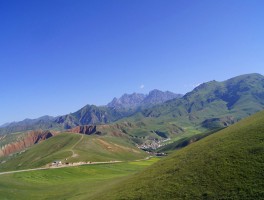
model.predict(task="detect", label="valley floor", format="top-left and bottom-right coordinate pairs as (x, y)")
top-left (0, 160), bottom-right (123, 176)
top-left (0, 154), bottom-right (153, 176)
top-left (0, 157), bottom-right (159, 200)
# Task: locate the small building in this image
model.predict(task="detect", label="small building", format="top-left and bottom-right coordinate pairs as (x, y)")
top-left (52, 160), bottom-right (62, 166)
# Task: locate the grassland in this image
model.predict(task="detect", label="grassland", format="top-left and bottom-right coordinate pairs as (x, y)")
top-left (158, 128), bottom-right (224, 153)
top-left (0, 133), bottom-right (147, 172)
top-left (0, 158), bottom-right (159, 200)
top-left (94, 110), bottom-right (264, 199)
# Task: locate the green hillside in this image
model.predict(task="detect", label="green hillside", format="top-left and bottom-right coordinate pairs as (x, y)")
top-left (157, 128), bottom-right (223, 153)
top-left (117, 73), bottom-right (264, 140)
top-left (95, 110), bottom-right (264, 199)
top-left (142, 73), bottom-right (264, 122)
top-left (0, 133), bottom-right (147, 172)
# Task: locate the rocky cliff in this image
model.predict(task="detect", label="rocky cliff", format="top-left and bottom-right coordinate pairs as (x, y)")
top-left (68, 125), bottom-right (97, 135)
top-left (0, 130), bottom-right (54, 157)
top-left (67, 123), bottom-right (132, 137)
top-left (107, 89), bottom-right (182, 109)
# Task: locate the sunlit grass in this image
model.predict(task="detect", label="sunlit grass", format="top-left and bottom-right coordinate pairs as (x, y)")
top-left (0, 158), bottom-right (160, 200)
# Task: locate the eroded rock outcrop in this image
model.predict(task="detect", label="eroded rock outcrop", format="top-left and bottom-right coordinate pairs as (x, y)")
top-left (0, 130), bottom-right (54, 157)
top-left (68, 125), bottom-right (97, 135)
top-left (68, 123), bottom-right (134, 137)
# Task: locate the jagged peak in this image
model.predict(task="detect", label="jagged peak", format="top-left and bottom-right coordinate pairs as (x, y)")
top-left (107, 89), bottom-right (182, 109)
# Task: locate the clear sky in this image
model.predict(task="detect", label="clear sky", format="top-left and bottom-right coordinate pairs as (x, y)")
top-left (0, 0), bottom-right (264, 125)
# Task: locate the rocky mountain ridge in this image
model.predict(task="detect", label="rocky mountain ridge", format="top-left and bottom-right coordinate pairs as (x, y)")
top-left (107, 89), bottom-right (182, 108)
top-left (1, 73), bottom-right (264, 135)
top-left (0, 89), bottom-right (181, 134)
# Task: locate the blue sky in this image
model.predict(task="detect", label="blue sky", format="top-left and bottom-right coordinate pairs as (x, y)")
top-left (0, 0), bottom-right (264, 124)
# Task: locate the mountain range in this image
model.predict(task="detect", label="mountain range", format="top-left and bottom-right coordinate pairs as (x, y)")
top-left (140, 73), bottom-right (264, 125)
top-left (112, 73), bottom-right (264, 141)
top-left (1, 73), bottom-right (264, 137)
top-left (107, 89), bottom-right (182, 108)
top-left (0, 89), bottom-right (182, 134)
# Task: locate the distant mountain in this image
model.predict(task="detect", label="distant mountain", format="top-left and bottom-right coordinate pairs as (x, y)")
top-left (53, 90), bottom-right (182, 129)
top-left (1, 74), bottom-right (263, 136)
top-left (107, 89), bottom-right (182, 109)
top-left (107, 93), bottom-right (146, 108)
top-left (54, 104), bottom-right (131, 129)
top-left (0, 122), bottom-right (12, 128)
top-left (141, 73), bottom-right (264, 126)
top-left (0, 105), bottom-right (136, 135)
top-left (0, 116), bottom-right (57, 135)
top-left (0, 89), bottom-right (182, 135)
top-left (142, 89), bottom-right (182, 106)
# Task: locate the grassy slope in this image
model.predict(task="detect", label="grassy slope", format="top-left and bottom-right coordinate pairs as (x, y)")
top-left (0, 133), bottom-right (147, 172)
top-left (68, 134), bottom-right (146, 163)
top-left (0, 133), bottom-right (78, 171)
top-left (95, 110), bottom-right (264, 199)
top-left (0, 158), bottom-right (159, 200)
top-left (158, 128), bottom-right (224, 153)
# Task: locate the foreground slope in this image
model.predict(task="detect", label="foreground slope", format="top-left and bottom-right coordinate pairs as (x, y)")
top-left (0, 133), bottom-right (146, 172)
top-left (96, 110), bottom-right (264, 199)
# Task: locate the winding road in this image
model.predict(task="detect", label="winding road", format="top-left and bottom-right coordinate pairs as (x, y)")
top-left (66, 134), bottom-right (84, 159)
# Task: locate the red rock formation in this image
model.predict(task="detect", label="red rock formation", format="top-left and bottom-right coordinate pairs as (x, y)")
top-left (0, 130), bottom-right (54, 157)
top-left (68, 125), bottom-right (96, 135)
top-left (67, 124), bottom-right (129, 137)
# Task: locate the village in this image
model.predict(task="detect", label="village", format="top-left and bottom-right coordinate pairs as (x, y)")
top-left (137, 138), bottom-right (170, 156)
top-left (137, 137), bottom-right (171, 150)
